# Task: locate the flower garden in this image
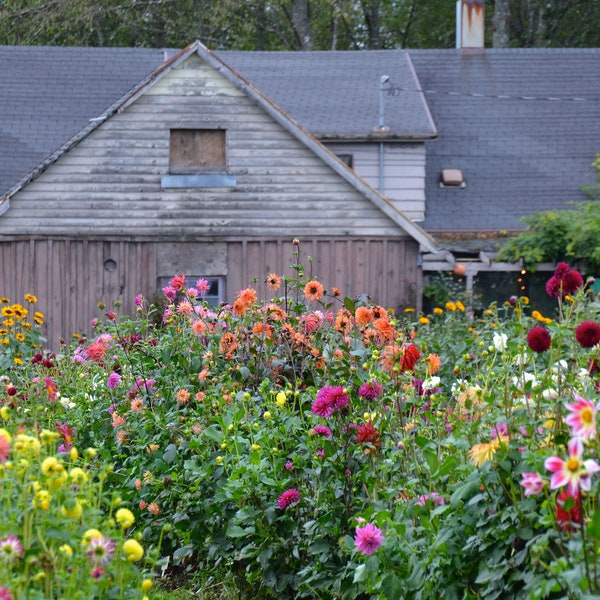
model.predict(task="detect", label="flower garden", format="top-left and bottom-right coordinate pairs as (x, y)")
top-left (0, 244), bottom-right (599, 599)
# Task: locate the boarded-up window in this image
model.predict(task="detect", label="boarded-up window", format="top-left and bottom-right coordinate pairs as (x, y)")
top-left (169, 129), bottom-right (226, 173)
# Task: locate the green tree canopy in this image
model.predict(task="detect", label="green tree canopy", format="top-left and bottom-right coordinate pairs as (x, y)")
top-left (2, 0), bottom-right (600, 51)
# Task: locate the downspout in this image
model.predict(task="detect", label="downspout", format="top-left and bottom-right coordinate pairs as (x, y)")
top-left (379, 75), bottom-right (389, 194)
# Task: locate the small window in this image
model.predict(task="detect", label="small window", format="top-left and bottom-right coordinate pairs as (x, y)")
top-left (169, 129), bottom-right (226, 173)
top-left (158, 276), bottom-right (224, 307)
top-left (336, 154), bottom-right (354, 169)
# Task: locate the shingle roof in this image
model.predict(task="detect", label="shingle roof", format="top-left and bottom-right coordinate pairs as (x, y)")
top-left (409, 48), bottom-right (600, 235)
top-left (220, 49), bottom-right (436, 140)
top-left (1, 45), bottom-right (599, 241)
top-left (0, 45), bottom-right (166, 195)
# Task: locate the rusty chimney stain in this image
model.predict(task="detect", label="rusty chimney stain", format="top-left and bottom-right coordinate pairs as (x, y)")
top-left (457, 0), bottom-right (485, 52)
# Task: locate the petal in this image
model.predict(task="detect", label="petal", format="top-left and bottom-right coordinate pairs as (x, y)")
top-left (550, 471), bottom-right (570, 489)
top-left (568, 438), bottom-right (583, 459)
top-left (579, 475), bottom-right (592, 492)
top-left (545, 456), bottom-right (565, 473)
top-left (584, 459), bottom-right (600, 475)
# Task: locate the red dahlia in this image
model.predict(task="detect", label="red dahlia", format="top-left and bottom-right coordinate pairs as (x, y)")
top-left (526, 326), bottom-right (552, 353)
top-left (575, 321), bottom-right (600, 348)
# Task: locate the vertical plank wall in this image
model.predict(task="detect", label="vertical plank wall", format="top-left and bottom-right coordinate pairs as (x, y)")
top-left (0, 237), bottom-right (418, 351)
top-left (226, 238), bottom-right (420, 310)
top-left (0, 240), bottom-right (156, 350)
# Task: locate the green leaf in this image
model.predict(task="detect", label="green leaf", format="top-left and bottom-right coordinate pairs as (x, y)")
top-left (450, 479), bottom-right (480, 507)
top-left (163, 443), bottom-right (177, 464)
top-left (202, 425), bottom-right (224, 443)
top-left (353, 563), bottom-right (367, 583)
top-left (588, 506), bottom-right (600, 541)
top-left (343, 296), bottom-right (356, 312)
top-left (226, 524), bottom-right (254, 538)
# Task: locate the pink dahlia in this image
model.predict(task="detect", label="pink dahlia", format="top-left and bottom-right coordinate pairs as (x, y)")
top-left (526, 326), bottom-right (551, 353)
top-left (196, 278), bottom-right (210, 295)
top-left (575, 321), bottom-right (600, 348)
top-left (358, 380), bottom-right (383, 400)
top-left (277, 488), bottom-right (300, 510)
top-left (545, 437), bottom-right (600, 495)
top-left (107, 373), bottom-right (121, 389)
top-left (520, 472), bottom-right (544, 497)
top-left (565, 394), bottom-right (598, 441)
top-left (311, 386), bottom-right (349, 418)
top-left (88, 536), bottom-right (116, 565)
top-left (312, 425), bottom-right (332, 438)
top-left (0, 586), bottom-right (12, 600)
top-left (0, 431), bottom-right (10, 463)
top-left (0, 535), bottom-right (23, 562)
top-left (354, 523), bottom-right (384, 555)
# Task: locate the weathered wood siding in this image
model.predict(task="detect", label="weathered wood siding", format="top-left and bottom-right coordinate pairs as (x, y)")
top-left (226, 238), bottom-right (420, 308)
top-left (324, 142), bottom-right (426, 221)
top-left (0, 54), bottom-right (410, 239)
top-left (0, 237), bottom-right (418, 350)
top-left (0, 240), bottom-right (156, 349)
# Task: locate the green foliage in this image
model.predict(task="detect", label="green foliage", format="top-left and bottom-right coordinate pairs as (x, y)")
top-left (2, 246), bottom-right (600, 598)
top-left (498, 201), bottom-right (600, 272)
top-left (3, 0), bottom-right (600, 50)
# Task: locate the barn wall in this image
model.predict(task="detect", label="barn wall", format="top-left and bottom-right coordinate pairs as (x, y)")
top-left (0, 240), bottom-right (156, 350)
top-left (0, 237), bottom-right (419, 350)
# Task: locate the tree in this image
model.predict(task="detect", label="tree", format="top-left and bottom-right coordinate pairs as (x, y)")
top-left (1, 0), bottom-right (599, 51)
top-left (491, 0), bottom-right (600, 48)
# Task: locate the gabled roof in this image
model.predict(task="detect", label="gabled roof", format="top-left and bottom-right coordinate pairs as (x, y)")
top-left (2, 44), bottom-right (599, 247)
top-left (0, 44), bottom-right (435, 198)
top-left (0, 42), bottom-right (437, 252)
top-left (409, 48), bottom-right (600, 239)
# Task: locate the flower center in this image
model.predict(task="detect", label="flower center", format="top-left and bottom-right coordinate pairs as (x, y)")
top-left (567, 458), bottom-right (580, 472)
top-left (581, 407), bottom-right (594, 424)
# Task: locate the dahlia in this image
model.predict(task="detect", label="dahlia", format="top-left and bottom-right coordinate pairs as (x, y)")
top-left (526, 326), bottom-right (552, 353)
top-left (354, 523), bottom-right (384, 555)
top-left (575, 321), bottom-right (600, 348)
top-left (277, 488), bottom-right (300, 510)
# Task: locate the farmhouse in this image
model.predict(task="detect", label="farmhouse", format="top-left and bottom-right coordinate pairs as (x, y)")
top-left (1, 37), bottom-right (599, 347)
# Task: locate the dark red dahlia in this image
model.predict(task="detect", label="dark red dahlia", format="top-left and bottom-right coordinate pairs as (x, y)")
top-left (563, 269), bottom-right (583, 294)
top-left (526, 326), bottom-right (552, 353)
top-left (555, 490), bottom-right (583, 531)
top-left (356, 422), bottom-right (380, 446)
top-left (545, 263), bottom-right (584, 298)
top-left (575, 321), bottom-right (600, 348)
